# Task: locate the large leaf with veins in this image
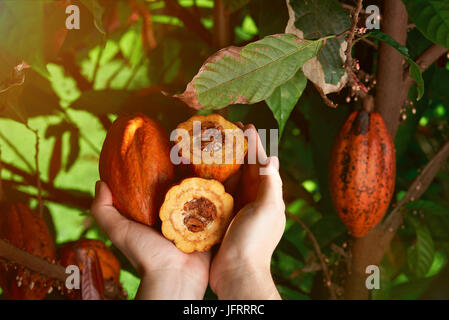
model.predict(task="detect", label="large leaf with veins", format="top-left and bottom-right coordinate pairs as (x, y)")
top-left (174, 34), bottom-right (323, 110)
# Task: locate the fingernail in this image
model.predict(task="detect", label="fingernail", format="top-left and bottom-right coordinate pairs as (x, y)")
top-left (95, 181), bottom-right (101, 196)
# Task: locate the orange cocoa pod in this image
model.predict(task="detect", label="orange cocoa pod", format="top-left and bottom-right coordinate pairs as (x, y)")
top-left (0, 203), bottom-right (56, 300)
top-left (175, 114), bottom-right (248, 182)
top-left (329, 110), bottom-right (396, 237)
top-left (99, 113), bottom-right (175, 226)
top-left (58, 239), bottom-right (121, 300)
top-left (160, 178), bottom-right (234, 253)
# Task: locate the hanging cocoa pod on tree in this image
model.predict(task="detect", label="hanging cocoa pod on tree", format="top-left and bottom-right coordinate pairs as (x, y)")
top-left (175, 114), bottom-right (248, 182)
top-left (160, 178), bottom-right (234, 253)
top-left (0, 203), bottom-right (56, 300)
top-left (59, 239), bottom-right (122, 300)
top-left (99, 113), bottom-right (175, 226)
top-left (329, 110), bottom-right (396, 237)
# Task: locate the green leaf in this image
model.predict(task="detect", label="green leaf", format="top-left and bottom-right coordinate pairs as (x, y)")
top-left (266, 70), bottom-right (307, 137)
top-left (285, 0), bottom-right (350, 94)
top-left (405, 200), bottom-right (448, 216)
top-left (0, 1), bottom-right (47, 76)
top-left (367, 30), bottom-right (425, 100)
top-left (80, 0), bottom-right (106, 35)
top-left (223, 0), bottom-right (251, 12)
top-left (430, 67), bottom-right (449, 107)
top-left (390, 276), bottom-right (432, 299)
top-left (174, 34), bottom-right (323, 110)
top-left (407, 217), bottom-right (435, 278)
top-left (403, 0), bottom-right (449, 49)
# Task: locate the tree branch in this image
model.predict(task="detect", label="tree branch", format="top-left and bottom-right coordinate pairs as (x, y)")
top-left (286, 211), bottom-right (337, 300)
top-left (344, 0), bottom-right (370, 100)
top-left (0, 239), bottom-right (65, 281)
top-left (164, 0), bottom-right (213, 46)
top-left (213, 0), bottom-right (231, 48)
top-left (382, 140), bottom-right (449, 233)
top-left (0, 239), bottom-right (125, 299)
top-left (1, 161), bottom-right (92, 210)
top-left (344, 0), bottom-right (363, 75)
top-left (374, 0), bottom-right (408, 137)
top-left (400, 44), bottom-right (449, 104)
top-left (27, 127), bottom-right (44, 217)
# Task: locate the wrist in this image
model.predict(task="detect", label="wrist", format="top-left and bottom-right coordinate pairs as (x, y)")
top-left (136, 269), bottom-right (207, 300)
top-left (212, 262), bottom-right (281, 300)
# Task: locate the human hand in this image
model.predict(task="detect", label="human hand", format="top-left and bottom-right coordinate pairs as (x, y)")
top-left (91, 181), bottom-right (211, 300)
top-left (210, 125), bottom-right (286, 300)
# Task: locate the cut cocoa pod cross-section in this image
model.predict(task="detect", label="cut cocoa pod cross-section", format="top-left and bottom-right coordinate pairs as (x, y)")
top-left (160, 178), bottom-right (234, 253)
top-left (329, 110), bottom-right (396, 237)
top-left (175, 114), bottom-right (248, 182)
top-left (99, 113), bottom-right (175, 226)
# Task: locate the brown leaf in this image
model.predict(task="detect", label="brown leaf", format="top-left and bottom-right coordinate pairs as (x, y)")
top-left (285, 1), bottom-right (348, 95)
top-left (172, 46), bottom-right (242, 110)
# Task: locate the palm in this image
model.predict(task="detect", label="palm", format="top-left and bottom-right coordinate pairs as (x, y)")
top-left (124, 220), bottom-right (211, 284)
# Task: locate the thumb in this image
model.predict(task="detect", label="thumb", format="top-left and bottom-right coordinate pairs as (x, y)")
top-left (256, 157), bottom-right (283, 208)
top-left (91, 181), bottom-right (130, 245)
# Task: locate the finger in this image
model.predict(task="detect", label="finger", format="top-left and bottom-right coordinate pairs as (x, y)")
top-left (243, 124), bottom-right (268, 166)
top-left (91, 181), bottom-right (131, 245)
top-left (256, 157), bottom-right (284, 209)
top-left (235, 121), bottom-right (244, 129)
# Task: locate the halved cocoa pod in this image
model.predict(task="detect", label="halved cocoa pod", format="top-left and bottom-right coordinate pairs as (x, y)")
top-left (99, 113), bottom-right (175, 226)
top-left (160, 178), bottom-right (234, 253)
top-left (175, 114), bottom-right (248, 182)
top-left (0, 203), bottom-right (56, 300)
top-left (58, 239), bottom-right (122, 300)
top-left (329, 110), bottom-right (396, 237)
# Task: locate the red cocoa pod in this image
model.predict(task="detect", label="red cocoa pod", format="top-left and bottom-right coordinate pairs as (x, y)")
top-left (99, 113), bottom-right (175, 226)
top-left (58, 239), bottom-right (121, 300)
top-left (0, 203), bottom-right (56, 300)
top-left (329, 110), bottom-right (396, 237)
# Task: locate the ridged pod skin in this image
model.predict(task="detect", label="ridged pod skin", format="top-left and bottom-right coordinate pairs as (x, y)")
top-left (329, 110), bottom-right (396, 237)
top-left (0, 203), bottom-right (56, 300)
top-left (58, 239), bottom-right (121, 300)
top-left (160, 178), bottom-right (234, 253)
top-left (175, 114), bottom-right (248, 182)
top-left (99, 113), bottom-right (175, 226)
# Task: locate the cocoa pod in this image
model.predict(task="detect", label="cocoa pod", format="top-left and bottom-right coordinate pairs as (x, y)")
top-left (175, 114), bottom-right (248, 182)
top-left (58, 239), bottom-right (121, 300)
top-left (160, 178), bottom-right (234, 253)
top-left (329, 110), bottom-right (396, 237)
top-left (99, 113), bottom-right (175, 226)
top-left (0, 203), bottom-right (56, 300)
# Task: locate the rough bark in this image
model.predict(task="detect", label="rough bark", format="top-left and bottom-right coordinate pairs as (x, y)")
top-left (374, 0), bottom-right (408, 137)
